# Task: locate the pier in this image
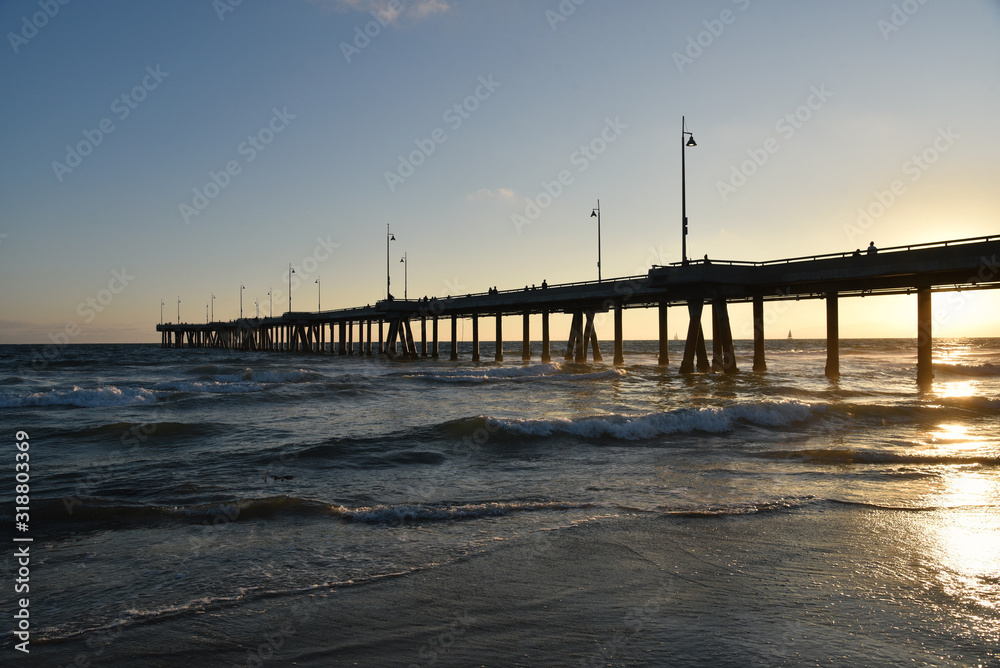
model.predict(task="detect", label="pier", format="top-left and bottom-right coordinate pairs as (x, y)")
top-left (157, 235), bottom-right (1000, 383)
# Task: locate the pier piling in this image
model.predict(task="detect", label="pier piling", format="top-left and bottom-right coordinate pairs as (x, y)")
top-left (825, 292), bottom-right (839, 379)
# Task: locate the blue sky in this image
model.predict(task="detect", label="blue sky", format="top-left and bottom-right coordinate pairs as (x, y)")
top-left (2, 0), bottom-right (999, 343)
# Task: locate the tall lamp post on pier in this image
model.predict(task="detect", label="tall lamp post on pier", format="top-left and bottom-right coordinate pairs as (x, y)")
top-left (681, 116), bottom-right (697, 265)
top-left (206, 303), bottom-right (209, 323)
top-left (315, 276), bottom-right (321, 311)
top-left (268, 289), bottom-right (272, 318)
top-left (400, 253), bottom-right (407, 300)
top-left (386, 224), bottom-right (396, 299)
top-left (240, 284), bottom-right (245, 319)
top-left (288, 264), bottom-right (295, 312)
top-left (160, 300), bottom-right (164, 325)
top-left (177, 297), bottom-right (181, 324)
top-left (591, 200), bottom-right (602, 282)
top-left (211, 293), bottom-right (215, 323)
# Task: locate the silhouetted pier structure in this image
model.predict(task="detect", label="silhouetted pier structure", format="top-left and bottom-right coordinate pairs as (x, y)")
top-left (157, 236), bottom-right (1000, 383)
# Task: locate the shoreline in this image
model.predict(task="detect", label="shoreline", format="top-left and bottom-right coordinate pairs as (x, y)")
top-left (32, 504), bottom-right (998, 667)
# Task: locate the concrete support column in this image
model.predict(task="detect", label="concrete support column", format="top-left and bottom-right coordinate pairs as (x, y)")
top-left (421, 316), bottom-right (428, 357)
top-left (348, 320), bottom-right (354, 355)
top-left (338, 322), bottom-right (347, 355)
top-left (613, 302), bottom-right (624, 365)
top-left (753, 294), bottom-right (767, 372)
top-left (825, 292), bottom-right (839, 379)
top-left (680, 299), bottom-right (703, 374)
top-left (472, 314), bottom-right (480, 362)
top-left (522, 312), bottom-right (530, 361)
top-left (432, 316), bottom-right (440, 358)
top-left (450, 315), bottom-right (459, 361)
top-left (712, 298), bottom-right (738, 374)
top-left (658, 301), bottom-right (669, 366)
top-left (494, 312), bottom-right (503, 362)
top-left (378, 320), bottom-right (384, 354)
top-left (541, 311), bottom-right (551, 363)
top-left (403, 319), bottom-right (417, 357)
top-left (586, 311), bottom-right (603, 362)
top-left (565, 312), bottom-right (581, 361)
top-left (917, 287), bottom-right (934, 385)
top-left (573, 312), bottom-right (586, 363)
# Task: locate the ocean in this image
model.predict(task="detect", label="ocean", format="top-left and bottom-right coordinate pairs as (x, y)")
top-left (2, 338), bottom-right (998, 667)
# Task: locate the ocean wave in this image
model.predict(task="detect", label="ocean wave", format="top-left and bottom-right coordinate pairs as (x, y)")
top-left (54, 420), bottom-right (220, 442)
top-left (759, 448), bottom-right (1000, 467)
top-left (231, 367), bottom-right (326, 383)
top-left (934, 362), bottom-right (1000, 377)
top-left (661, 496), bottom-right (817, 517)
top-left (331, 499), bottom-right (594, 523)
top-left (484, 401), bottom-right (815, 441)
top-left (28, 495), bottom-right (594, 528)
top-left (152, 379), bottom-right (266, 394)
top-left (0, 385), bottom-right (158, 408)
top-left (404, 362), bottom-right (625, 383)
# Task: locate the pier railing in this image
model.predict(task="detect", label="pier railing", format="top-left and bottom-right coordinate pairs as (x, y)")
top-left (658, 233), bottom-right (1000, 268)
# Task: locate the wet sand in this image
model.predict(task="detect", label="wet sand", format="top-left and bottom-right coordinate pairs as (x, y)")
top-left (36, 504), bottom-right (998, 667)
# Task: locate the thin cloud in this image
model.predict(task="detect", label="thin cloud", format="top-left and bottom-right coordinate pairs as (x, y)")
top-left (313, 0), bottom-right (449, 24)
top-left (467, 187), bottom-right (516, 202)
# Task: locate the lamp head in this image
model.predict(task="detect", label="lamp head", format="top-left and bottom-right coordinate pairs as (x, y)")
top-left (686, 135), bottom-right (697, 147)
top-left (390, 234), bottom-right (396, 241)
top-left (591, 209), bottom-right (598, 218)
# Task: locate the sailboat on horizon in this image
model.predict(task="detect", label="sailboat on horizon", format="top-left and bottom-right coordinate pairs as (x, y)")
top-left (788, 330), bottom-right (792, 339)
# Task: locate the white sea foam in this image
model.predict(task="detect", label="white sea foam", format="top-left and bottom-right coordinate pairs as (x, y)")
top-left (487, 401), bottom-right (815, 440)
top-left (331, 500), bottom-right (590, 523)
top-left (153, 379), bottom-right (266, 394)
top-left (0, 385), bottom-right (158, 408)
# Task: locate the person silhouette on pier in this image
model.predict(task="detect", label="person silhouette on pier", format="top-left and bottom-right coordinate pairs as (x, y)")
top-left (867, 241), bottom-right (878, 255)
top-left (703, 254), bottom-right (711, 264)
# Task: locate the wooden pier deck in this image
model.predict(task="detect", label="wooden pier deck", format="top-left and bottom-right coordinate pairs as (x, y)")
top-left (157, 235), bottom-right (1000, 383)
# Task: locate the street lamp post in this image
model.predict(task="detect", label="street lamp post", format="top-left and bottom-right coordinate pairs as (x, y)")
top-left (240, 284), bottom-right (245, 319)
top-left (177, 297), bottom-right (181, 324)
top-left (268, 288), bottom-right (272, 318)
top-left (591, 200), bottom-right (601, 282)
top-left (288, 264), bottom-right (295, 313)
top-left (160, 300), bottom-right (164, 325)
top-left (315, 276), bottom-right (321, 311)
top-left (386, 224), bottom-right (396, 300)
top-left (681, 116), bottom-right (697, 265)
top-left (206, 303), bottom-right (209, 323)
top-left (211, 293), bottom-right (215, 323)
top-left (255, 298), bottom-right (259, 319)
top-left (399, 253), bottom-right (407, 300)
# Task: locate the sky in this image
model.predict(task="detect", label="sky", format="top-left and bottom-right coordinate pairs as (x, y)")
top-left (1, 0), bottom-right (999, 344)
